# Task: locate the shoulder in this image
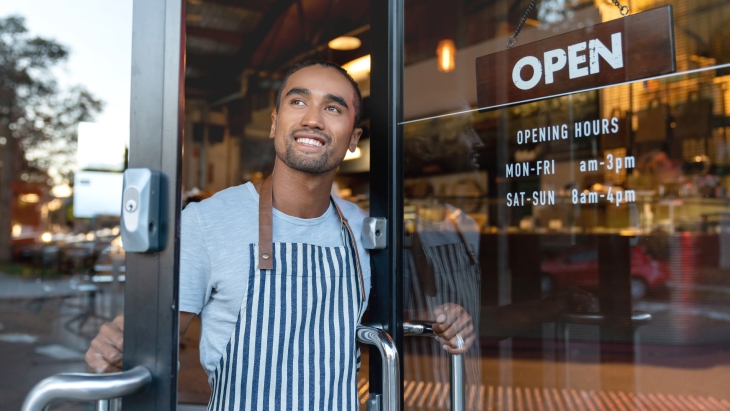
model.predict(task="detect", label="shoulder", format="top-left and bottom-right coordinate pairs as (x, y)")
top-left (446, 204), bottom-right (479, 232)
top-left (184, 183), bottom-right (256, 222)
top-left (332, 196), bottom-right (367, 226)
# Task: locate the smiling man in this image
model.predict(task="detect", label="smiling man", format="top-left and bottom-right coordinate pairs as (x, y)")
top-left (86, 61), bottom-right (474, 410)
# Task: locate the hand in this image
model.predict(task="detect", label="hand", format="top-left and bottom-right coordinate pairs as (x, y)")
top-left (85, 315), bottom-right (124, 373)
top-left (432, 303), bottom-right (475, 354)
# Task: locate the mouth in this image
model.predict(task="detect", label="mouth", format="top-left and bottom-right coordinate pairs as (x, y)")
top-left (293, 133), bottom-right (327, 148)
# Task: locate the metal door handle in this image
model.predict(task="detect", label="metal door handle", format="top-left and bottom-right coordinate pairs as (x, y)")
top-left (404, 321), bottom-right (465, 411)
top-left (357, 325), bottom-right (400, 411)
top-left (21, 365), bottom-right (152, 411)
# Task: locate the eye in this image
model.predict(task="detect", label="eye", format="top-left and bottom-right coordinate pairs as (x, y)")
top-left (291, 99), bottom-right (305, 106)
top-left (325, 105), bottom-right (341, 113)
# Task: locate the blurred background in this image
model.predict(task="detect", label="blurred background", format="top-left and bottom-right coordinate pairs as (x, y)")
top-left (0, 1), bottom-right (132, 409)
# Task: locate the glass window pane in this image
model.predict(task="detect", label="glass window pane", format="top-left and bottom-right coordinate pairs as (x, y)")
top-left (0, 2), bottom-right (133, 409)
top-left (403, 0), bottom-right (730, 409)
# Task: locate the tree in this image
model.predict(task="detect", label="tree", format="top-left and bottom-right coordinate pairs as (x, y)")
top-left (0, 15), bottom-right (103, 263)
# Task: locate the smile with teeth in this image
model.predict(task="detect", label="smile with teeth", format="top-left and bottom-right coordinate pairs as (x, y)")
top-left (296, 137), bottom-right (325, 147)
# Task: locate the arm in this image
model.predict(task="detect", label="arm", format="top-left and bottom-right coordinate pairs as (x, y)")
top-left (430, 287), bottom-right (596, 351)
top-left (85, 311), bottom-right (197, 373)
top-left (480, 287), bottom-right (597, 339)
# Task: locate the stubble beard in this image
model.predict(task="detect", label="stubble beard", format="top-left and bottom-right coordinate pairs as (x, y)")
top-left (276, 129), bottom-right (342, 174)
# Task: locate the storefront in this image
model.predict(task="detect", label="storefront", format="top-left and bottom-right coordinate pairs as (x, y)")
top-left (14, 0), bottom-right (730, 410)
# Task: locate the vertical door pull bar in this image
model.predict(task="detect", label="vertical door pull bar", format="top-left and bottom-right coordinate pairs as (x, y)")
top-left (356, 325), bottom-right (401, 411)
top-left (404, 321), bottom-right (465, 411)
top-left (21, 366), bottom-right (152, 411)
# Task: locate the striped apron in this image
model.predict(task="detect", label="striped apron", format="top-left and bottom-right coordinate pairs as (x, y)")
top-left (207, 176), bottom-right (366, 411)
top-left (403, 212), bottom-right (482, 410)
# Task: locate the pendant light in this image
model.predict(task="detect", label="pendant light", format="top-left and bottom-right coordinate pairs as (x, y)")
top-left (328, 36), bottom-right (362, 51)
top-left (436, 39), bottom-right (456, 72)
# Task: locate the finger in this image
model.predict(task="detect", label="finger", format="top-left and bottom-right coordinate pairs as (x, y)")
top-left (112, 315), bottom-right (125, 332)
top-left (432, 303), bottom-right (462, 334)
top-left (432, 306), bottom-right (447, 324)
top-left (441, 322), bottom-right (474, 349)
top-left (436, 311), bottom-right (472, 341)
top-left (91, 337), bottom-right (123, 369)
top-left (85, 344), bottom-right (122, 373)
top-left (100, 322), bottom-right (124, 351)
top-left (442, 334), bottom-right (476, 355)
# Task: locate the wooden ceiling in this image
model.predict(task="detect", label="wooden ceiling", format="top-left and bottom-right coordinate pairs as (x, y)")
top-left (185, 0), bottom-right (370, 100)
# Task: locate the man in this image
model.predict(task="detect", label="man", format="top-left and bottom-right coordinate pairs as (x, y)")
top-left (85, 61), bottom-right (475, 410)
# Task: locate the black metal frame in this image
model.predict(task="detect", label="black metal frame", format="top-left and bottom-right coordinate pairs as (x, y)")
top-left (122, 0), bottom-right (402, 408)
top-left (369, 0), bottom-right (405, 407)
top-left (123, 0), bottom-right (185, 410)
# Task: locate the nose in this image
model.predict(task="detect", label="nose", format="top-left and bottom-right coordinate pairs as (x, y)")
top-left (301, 105), bottom-right (325, 130)
top-left (464, 128), bottom-right (484, 148)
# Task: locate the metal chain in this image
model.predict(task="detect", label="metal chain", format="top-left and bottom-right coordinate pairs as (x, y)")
top-left (507, 0), bottom-right (630, 49)
top-left (506, 0), bottom-right (538, 49)
top-left (611, 0), bottom-right (631, 16)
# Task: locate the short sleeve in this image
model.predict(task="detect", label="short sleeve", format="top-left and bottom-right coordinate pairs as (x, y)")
top-left (179, 204), bottom-right (212, 315)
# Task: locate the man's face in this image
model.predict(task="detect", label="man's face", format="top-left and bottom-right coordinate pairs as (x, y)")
top-left (270, 65), bottom-right (362, 174)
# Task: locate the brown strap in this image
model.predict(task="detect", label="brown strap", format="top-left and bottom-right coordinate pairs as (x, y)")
top-left (258, 178), bottom-right (364, 299)
top-left (332, 200), bottom-right (366, 299)
top-left (258, 175), bottom-right (274, 270)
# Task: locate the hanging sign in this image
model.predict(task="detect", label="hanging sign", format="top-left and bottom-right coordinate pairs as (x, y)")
top-left (476, 6), bottom-right (676, 108)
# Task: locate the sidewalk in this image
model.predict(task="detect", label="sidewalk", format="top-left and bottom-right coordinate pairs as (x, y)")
top-left (0, 273), bottom-right (96, 410)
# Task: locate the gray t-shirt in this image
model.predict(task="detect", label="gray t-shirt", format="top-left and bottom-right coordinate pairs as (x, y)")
top-left (179, 182), bottom-right (371, 383)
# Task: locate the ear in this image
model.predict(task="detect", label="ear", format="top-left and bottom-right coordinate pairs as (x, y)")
top-left (269, 110), bottom-right (278, 140)
top-left (349, 127), bottom-right (363, 152)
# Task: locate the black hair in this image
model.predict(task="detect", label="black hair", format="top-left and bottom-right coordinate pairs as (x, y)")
top-left (275, 60), bottom-right (363, 128)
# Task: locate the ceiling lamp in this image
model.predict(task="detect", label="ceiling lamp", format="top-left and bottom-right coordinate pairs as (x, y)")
top-left (436, 39), bottom-right (456, 73)
top-left (328, 36), bottom-right (362, 51)
top-left (342, 55), bottom-right (370, 82)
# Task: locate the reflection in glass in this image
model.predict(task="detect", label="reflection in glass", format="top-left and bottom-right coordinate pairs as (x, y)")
top-left (403, 112), bottom-right (484, 409)
top-left (403, 0), bottom-right (730, 408)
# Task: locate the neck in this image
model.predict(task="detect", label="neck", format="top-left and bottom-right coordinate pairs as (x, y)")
top-left (266, 157), bottom-right (336, 218)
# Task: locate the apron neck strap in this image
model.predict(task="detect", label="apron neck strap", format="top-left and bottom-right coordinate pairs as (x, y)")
top-left (257, 176), bottom-right (365, 298)
top-left (258, 175), bottom-right (274, 270)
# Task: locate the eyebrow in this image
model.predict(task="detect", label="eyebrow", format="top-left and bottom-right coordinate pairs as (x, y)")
top-left (284, 87), bottom-right (349, 111)
top-left (285, 87), bottom-right (310, 98)
top-left (324, 93), bottom-right (349, 110)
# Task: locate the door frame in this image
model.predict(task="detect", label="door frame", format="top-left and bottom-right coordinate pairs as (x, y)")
top-left (369, 0), bottom-right (405, 408)
top-left (123, 0), bottom-right (405, 409)
top-left (123, 0), bottom-right (185, 410)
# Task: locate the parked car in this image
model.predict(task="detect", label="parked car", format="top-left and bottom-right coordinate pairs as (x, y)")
top-left (541, 246), bottom-right (670, 299)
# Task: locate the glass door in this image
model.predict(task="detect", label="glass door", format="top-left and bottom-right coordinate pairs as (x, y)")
top-left (11, 0), bottom-right (185, 410)
top-left (397, 0), bottom-right (730, 409)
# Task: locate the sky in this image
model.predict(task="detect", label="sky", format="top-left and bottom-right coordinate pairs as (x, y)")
top-left (0, 0), bottom-right (133, 176)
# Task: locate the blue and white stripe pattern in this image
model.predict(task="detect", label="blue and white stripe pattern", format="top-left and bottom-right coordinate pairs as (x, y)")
top-left (404, 242), bottom-right (482, 410)
top-left (207, 228), bottom-right (365, 411)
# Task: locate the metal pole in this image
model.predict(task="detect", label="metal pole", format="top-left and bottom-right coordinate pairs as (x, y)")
top-left (356, 325), bottom-right (401, 411)
top-left (450, 354), bottom-right (465, 411)
top-left (403, 321), bottom-right (465, 411)
top-left (96, 398), bottom-right (122, 411)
